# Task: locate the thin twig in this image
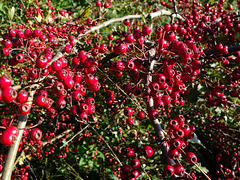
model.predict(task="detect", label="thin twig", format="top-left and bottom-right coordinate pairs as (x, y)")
top-left (88, 124), bottom-right (123, 166)
top-left (60, 125), bottom-right (89, 149)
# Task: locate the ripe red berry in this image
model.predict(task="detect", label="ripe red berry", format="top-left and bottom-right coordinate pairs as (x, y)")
top-left (34, 95), bottom-right (47, 107)
top-left (137, 111), bottom-right (145, 119)
top-left (104, 3), bottom-right (109, 8)
top-left (164, 165), bottom-right (175, 176)
top-left (125, 34), bottom-right (135, 43)
top-left (9, 29), bottom-right (17, 37)
top-left (132, 170), bottom-right (139, 178)
top-left (123, 19), bottom-right (130, 26)
top-left (29, 128), bottom-right (42, 141)
top-left (2, 48), bottom-right (10, 56)
top-left (18, 104), bottom-right (31, 115)
top-left (108, 34), bottom-right (114, 40)
top-left (56, 98), bottom-right (67, 109)
top-left (32, 29), bottom-right (41, 37)
top-left (185, 152), bottom-right (197, 164)
top-left (131, 159), bottom-right (140, 168)
top-left (125, 148), bottom-right (134, 157)
top-left (142, 26), bottom-right (151, 36)
top-left (16, 31), bottom-right (24, 38)
top-left (59, 10), bottom-right (66, 16)
top-left (0, 126), bottom-right (18, 146)
top-left (174, 164), bottom-right (185, 176)
top-left (15, 53), bottom-right (25, 63)
top-left (126, 118), bottom-right (134, 125)
top-left (51, 60), bottom-right (62, 71)
top-left (114, 43), bottom-right (127, 54)
top-left (36, 56), bottom-right (48, 68)
top-left (148, 109), bottom-right (159, 120)
top-left (78, 51), bottom-right (87, 63)
top-left (1, 88), bottom-right (17, 103)
top-left (96, 1), bottom-right (101, 7)
top-left (168, 148), bottom-right (179, 160)
top-left (124, 107), bottom-right (133, 117)
top-left (142, 146), bottom-right (154, 157)
top-left (0, 74), bottom-right (12, 89)
top-left (3, 39), bottom-right (12, 48)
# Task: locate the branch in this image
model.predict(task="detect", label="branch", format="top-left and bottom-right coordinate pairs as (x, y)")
top-left (1, 51), bottom-right (63, 180)
top-left (60, 125), bottom-right (89, 149)
top-left (147, 50), bottom-right (175, 166)
top-left (1, 90), bottom-right (35, 180)
top-left (172, 0), bottom-right (178, 14)
top-left (204, 45), bottom-right (240, 56)
top-left (77, 10), bottom-right (184, 38)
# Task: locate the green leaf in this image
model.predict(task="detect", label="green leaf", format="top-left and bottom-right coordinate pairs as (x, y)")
top-left (97, 151), bottom-right (105, 160)
top-left (192, 163), bottom-right (208, 174)
top-left (8, 7), bottom-right (15, 21)
top-left (79, 157), bottom-right (87, 167)
top-left (0, 3), bottom-right (5, 13)
top-left (108, 174), bottom-right (119, 180)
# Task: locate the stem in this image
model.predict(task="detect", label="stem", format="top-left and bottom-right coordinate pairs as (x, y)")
top-left (194, 162), bottom-right (211, 180)
top-left (60, 125), bottom-right (89, 149)
top-left (147, 52), bottom-right (175, 166)
top-left (1, 115), bottom-right (27, 180)
top-left (89, 124), bottom-right (123, 166)
top-left (1, 51), bottom-right (63, 179)
top-left (77, 10), bottom-right (184, 38)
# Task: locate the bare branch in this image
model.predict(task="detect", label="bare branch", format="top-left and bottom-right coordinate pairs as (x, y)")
top-left (77, 10), bottom-right (184, 38)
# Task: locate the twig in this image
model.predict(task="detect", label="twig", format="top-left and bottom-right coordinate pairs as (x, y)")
top-left (147, 50), bottom-right (175, 166)
top-left (77, 10), bottom-right (184, 38)
top-left (88, 124), bottom-right (123, 166)
top-left (194, 162), bottom-right (211, 180)
top-left (60, 125), bottom-right (89, 149)
top-left (204, 45), bottom-right (240, 56)
top-left (172, 0), bottom-right (178, 14)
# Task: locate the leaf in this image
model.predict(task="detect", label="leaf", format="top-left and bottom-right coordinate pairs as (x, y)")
top-left (18, 152), bottom-right (26, 165)
top-left (36, 13), bottom-right (42, 23)
top-left (192, 163), bottom-right (208, 174)
top-left (0, 3), bottom-right (5, 13)
top-left (8, 7), bottom-right (15, 21)
top-left (108, 174), bottom-right (119, 180)
top-left (97, 151), bottom-right (105, 160)
top-left (79, 157), bottom-right (87, 167)
top-left (189, 133), bottom-right (202, 144)
top-left (197, 84), bottom-right (207, 93)
top-left (88, 160), bottom-right (93, 168)
top-left (79, 4), bottom-right (91, 20)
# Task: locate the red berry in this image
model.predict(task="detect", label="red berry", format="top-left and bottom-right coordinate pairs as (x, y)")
top-left (185, 152), bottom-right (197, 164)
top-left (131, 159), bottom-right (140, 168)
top-left (96, 1), bottom-right (101, 7)
top-left (29, 128), bottom-right (42, 141)
top-left (59, 10), bottom-right (66, 16)
top-left (1, 88), bottom-right (17, 103)
top-left (2, 48), bottom-right (9, 56)
top-left (142, 26), bottom-right (151, 36)
top-left (142, 146), bottom-right (154, 157)
top-left (124, 107), bottom-right (133, 117)
top-left (174, 164), bottom-right (185, 176)
top-left (164, 165), bottom-right (175, 176)
top-left (16, 90), bottom-right (29, 103)
top-left (18, 104), bottom-right (31, 115)
top-left (32, 29), bottom-right (41, 37)
top-left (0, 74), bottom-right (12, 89)
top-left (123, 19), bottom-right (130, 26)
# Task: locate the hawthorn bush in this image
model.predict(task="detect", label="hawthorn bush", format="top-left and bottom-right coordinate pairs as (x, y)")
top-left (0, 0), bottom-right (239, 179)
